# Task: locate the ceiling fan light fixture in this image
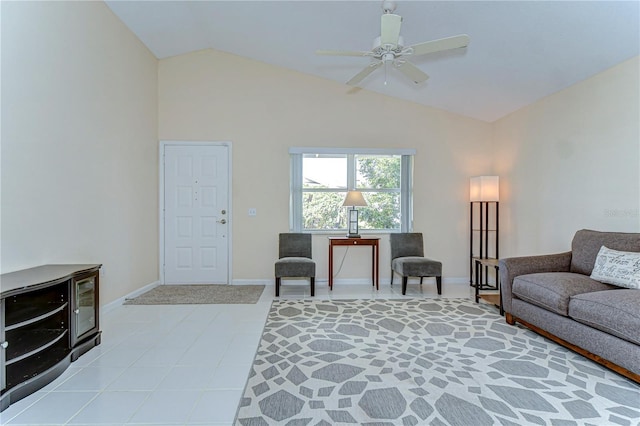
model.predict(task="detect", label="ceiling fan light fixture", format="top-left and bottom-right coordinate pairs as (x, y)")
top-left (382, 52), bottom-right (395, 63)
top-left (373, 36), bottom-right (404, 53)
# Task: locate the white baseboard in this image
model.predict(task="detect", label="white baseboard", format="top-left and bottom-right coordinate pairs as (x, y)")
top-left (232, 277), bottom-right (469, 287)
top-left (443, 277), bottom-right (470, 285)
top-left (100, 277), bottom-right (468, 311)
top-left (232, 279), bottom-right (273, 286)
top-left (328, 277), bottom-right (469, 286)
top-left (100, 280), bottom-right (160, 315)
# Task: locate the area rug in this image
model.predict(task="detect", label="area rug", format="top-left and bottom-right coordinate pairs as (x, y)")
top-left (123, 284), bottom-right (265, 305)
top-left (235, 298), bottom-right (640, 425)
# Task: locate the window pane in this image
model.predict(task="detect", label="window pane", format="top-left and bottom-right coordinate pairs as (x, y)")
top-left (302, 191), bottom-right (346, 230)
top-left (303, 155), bottom-right (347, 189)
top-left (359, 192), bottom-right (401, 230)
top-left (356, 155), bottom-right (401, 189)
top-left (292, 150), bottom-right (411, 232)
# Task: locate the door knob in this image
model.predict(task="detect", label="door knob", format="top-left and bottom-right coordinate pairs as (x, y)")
top-left (217, 219), bottom-right (227, 224)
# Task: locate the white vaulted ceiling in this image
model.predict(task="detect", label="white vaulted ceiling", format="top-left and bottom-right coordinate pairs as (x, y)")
top-left (105, 1), bottom-right (640, 122)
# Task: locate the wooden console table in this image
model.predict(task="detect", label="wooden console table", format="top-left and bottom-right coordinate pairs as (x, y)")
top-left (328, 237), bottom-right (380, 290)
top-left (0, 264), bottom-right (102, 411)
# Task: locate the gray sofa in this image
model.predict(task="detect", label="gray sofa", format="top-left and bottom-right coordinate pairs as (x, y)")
top-left (500, 229), bottom-right (640, 382)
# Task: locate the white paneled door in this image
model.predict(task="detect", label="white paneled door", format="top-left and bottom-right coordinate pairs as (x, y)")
top-left (163, 144), bottom-right (229, 284)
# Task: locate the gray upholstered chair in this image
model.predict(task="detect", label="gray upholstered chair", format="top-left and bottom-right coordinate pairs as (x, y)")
top-left (390, 233), bottom-right (442, 295)
top-left (275, 233), bottom-right (315, 297)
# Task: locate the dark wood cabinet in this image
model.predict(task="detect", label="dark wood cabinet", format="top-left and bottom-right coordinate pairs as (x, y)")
top-left (0, 264), bottom-right (101, 411)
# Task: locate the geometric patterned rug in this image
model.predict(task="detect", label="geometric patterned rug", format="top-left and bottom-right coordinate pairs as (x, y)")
top-left (234, 299), bottom-right (640, 425)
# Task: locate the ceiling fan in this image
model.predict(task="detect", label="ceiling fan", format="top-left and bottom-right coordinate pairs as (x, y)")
top-left (316, 1), bottom-right (470, 86)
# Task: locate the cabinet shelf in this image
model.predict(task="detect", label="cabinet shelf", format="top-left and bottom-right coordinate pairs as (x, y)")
top-left (6, 346), bottom-right (69, 389)
top-left (471, 257), bottom-right (499, 266)
top-left (479, 293), bottom-right (501, 306)
top-left (5, 303), bottom-right (68, 331)
top-left (6, 329), bottom-right (68, 364)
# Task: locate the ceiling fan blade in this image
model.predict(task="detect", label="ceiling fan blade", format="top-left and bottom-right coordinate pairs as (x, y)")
top-left (316, 49), bottom-right (372, 57)
top-left (380, 13), bottom-right (402, 46)
top-left (409, 34), bottom-right (470, 56)
top-left (394, 61), bottom-right (429, 84)
top-left (347, 61), bottom-right (383, 86)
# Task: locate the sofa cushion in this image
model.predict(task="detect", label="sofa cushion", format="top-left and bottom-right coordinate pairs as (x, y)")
top-left (569, 289), bottom-right (640, 346)
top-left (512, 272), bottom-right (616, 316)
top-left (570, 229), bottom-right (640, 275)
top-left (590, 246), bottom-right (640, 289)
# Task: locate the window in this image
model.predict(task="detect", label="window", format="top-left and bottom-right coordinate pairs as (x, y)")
top-left (290, 148), bottom-right (415, 233)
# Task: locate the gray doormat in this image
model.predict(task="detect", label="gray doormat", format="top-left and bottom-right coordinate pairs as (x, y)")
top-left (124, 284), bottom-right (265, 305)
top-left (235, 298), bottom-right (640, 425)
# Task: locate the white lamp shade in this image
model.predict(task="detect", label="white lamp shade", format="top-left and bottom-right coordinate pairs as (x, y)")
top-left (470, 176), bottom-right (499, 202)
top-left (342, 190), bottom-right (368, 207)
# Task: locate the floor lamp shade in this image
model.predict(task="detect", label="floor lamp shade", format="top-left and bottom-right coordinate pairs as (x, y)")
top-left (470, 176), bottom-right (499, 202)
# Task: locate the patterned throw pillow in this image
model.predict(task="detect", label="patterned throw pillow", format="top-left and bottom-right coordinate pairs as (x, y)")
top-left (590, 246), bottom-right (640, 289)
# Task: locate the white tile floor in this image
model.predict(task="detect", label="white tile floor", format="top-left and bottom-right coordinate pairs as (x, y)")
top-left (0, 281), bottom-right (475, 426)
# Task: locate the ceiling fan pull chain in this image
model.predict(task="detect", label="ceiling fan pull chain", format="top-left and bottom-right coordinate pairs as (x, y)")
top-left (384, 61), bottom-right (389, 85)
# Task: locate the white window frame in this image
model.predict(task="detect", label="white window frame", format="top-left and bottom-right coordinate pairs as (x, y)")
top-left (289, 147), bottom-right (415, 233)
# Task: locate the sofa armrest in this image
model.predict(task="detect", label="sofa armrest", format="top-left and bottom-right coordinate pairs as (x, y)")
top-left (499, 251), bottom-right (572, 315)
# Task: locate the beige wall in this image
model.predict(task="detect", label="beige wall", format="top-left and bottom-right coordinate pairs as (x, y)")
top-left (159, 49), bottom-right (494, 284)
top-left (5, 2), bottom-right (634, 297)
top-left (494, 56), bottom-right (640, 256)
top-left (1, 2), bottom-right (159, 304)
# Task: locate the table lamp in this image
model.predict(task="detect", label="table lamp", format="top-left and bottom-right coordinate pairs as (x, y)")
top-left (343, 190), bottom-right (367, 238)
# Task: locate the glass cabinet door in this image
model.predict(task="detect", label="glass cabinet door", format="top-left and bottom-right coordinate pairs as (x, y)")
top-left (74, 276), bottom-right (96, 339)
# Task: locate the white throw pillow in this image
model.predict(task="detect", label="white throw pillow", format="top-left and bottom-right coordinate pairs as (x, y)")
top-left (590, 246), bottom-right (640, 289)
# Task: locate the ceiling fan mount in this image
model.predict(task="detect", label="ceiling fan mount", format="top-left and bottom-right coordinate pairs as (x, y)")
top-left (382, 0), bottom-right (398, 15)
top-left (316, 1), bottom-right (470, 86)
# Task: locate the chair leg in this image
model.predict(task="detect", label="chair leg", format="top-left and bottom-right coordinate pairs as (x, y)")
top-left (390, 269), bottom-right (394, 286)
top-left (436, 276), bottom-right (442, 295)
top-left (420, 277), bottom-right (423, 285)
top-left (275, 277), bottom-right (280, 297)
top-left (402, 276), bottom-right (408, 295)
top-left (310, 277), bottom-right (315, 297)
